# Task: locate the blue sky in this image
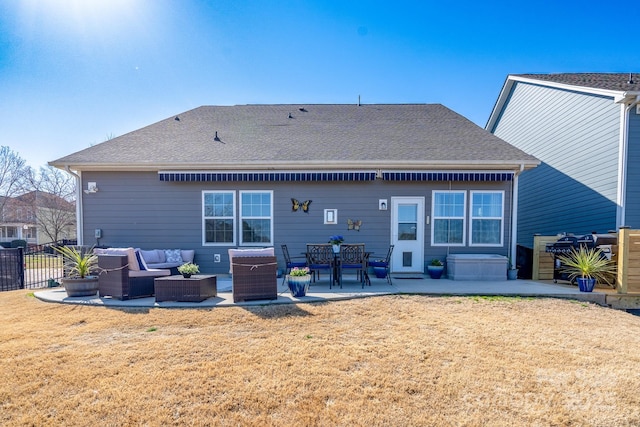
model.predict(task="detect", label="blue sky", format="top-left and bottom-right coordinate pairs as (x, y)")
top-left (1, 0), bottom-right (638, 168)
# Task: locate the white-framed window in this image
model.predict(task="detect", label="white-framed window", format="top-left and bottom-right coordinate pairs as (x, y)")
top-left (239, 191), bottom-right (273, 245)
top-left (203, 191), bottom-right (236, 245)
top-left (470, 191), bottom-right (504, 246)
top-left (0, 226), bottom-right (18, 239)
top-left (432, 190), bottom-right (466, 246)
top-left (203, 190), bottom-right (274, 246)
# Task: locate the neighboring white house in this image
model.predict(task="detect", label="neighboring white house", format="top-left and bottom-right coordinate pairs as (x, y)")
top-left (0, 191), bottom-right (76, 245)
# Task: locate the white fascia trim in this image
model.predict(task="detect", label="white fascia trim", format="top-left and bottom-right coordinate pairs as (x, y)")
top-left (508, 75), bottom-right (627, 99)
top-left (486, 77), bottom-right (515, 132)
top-left (614, 93), bottom-right (640, 104)
top-left (65, 166), bottom-right (84, 246)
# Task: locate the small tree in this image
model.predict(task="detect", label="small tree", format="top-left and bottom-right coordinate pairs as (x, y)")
top-left (0, 146), bottom-right (29, 217)
top-left (30, 166), bottom-right (77, 242)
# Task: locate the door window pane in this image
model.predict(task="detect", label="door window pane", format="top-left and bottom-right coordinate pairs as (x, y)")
top-left (397, 205), bottom-right (417, 241)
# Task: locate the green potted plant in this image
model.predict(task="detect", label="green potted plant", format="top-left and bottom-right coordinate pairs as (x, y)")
top-left (557, 246), bottom-right (616, 292)
top-left (53, 245), bottom-right (99, 297)
top-left (427, 258), bottom-right (444, 279)
top-left (287, 266), bottom-right (311, 297)
top-left (177, 262), bottom-right (200, 278)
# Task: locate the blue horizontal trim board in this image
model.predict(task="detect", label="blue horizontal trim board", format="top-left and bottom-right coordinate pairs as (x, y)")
top-left (159, 172), bottom-right (377, 182)
top-left (382, 172), bottom-right (513, 182)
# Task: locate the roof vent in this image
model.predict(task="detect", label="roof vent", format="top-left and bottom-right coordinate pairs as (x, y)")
top-left (629, 73), bottom-right (634, 84)
top-left (174, 116), bottom-right (180, 121)
top-left (288, 112), bottom-right (293, 119)
top-left (299, 107), bottom-right (307, 112)
top-left (214, 131), bottom-right (220, 141)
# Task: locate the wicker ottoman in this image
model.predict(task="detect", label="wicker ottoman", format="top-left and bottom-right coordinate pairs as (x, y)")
top-left (231, 256), bottom-right (278, 302)
top-left (154, 275), bottom-right (217, 302)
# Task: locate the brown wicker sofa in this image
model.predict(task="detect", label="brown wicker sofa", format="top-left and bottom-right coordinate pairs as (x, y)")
top-left (229, 248), bottom-right (277, 303)
top-left (97, 254), bottom-right (170, 300)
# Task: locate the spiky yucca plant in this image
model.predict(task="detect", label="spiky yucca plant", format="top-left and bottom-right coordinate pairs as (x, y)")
top-left (557, 246), bottom-right (616, 286)
top-left (53, 245), bottom-right (98, 278)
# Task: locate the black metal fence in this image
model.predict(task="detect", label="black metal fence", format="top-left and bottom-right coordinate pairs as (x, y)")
top-left (0, 248), bottom-right (24, 291)
top-left (0, 239), bottom-right (76, 291)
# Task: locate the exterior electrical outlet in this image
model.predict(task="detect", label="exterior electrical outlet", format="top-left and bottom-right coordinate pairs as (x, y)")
top-left (214, 254), bottom-right (221, 263)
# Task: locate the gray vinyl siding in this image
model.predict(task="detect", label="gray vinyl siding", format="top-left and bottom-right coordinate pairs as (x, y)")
top-left (80, 171), bottom-right (512, 275)
top-left (491, 82), bottom-right (620, 247)
top-left (625, 110), bottom-right (640, 227)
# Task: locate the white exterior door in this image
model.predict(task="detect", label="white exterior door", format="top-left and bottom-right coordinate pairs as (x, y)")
top-left (391, 197), bottom-right (425, 273)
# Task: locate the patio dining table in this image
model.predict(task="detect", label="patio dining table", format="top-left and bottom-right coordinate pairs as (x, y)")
top-left (305, 244), bottom-right (371, 287)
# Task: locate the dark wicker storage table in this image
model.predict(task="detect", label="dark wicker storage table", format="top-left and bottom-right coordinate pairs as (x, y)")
top-left (231, 256), bottom-right (278, 302)
top-left (154, 275), bottom-right (217, 302)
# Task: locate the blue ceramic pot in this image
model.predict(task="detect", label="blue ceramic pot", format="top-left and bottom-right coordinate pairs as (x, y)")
top-left (427, 265), bottom-right (444, 279)
top-left (287, 275), bottom-right (311, 297)
top-left (373, 267), bottom-right (387, 278)
top-left (577, 277), bottom-right (596, 292)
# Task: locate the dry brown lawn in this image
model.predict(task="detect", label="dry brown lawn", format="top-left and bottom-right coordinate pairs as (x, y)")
top-left (2, 290), bottom-right (640, 426)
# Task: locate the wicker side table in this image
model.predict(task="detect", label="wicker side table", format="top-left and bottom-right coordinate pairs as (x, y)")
top-left (154, 275), bottom-right (217, 302)
top-left (231, 256), bottom-right (278, 302)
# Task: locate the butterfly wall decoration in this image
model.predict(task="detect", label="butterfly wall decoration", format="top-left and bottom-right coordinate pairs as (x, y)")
top-left (347, 219), bottom-right (362, 231)
top-left (291, 198), bottom-right (312, 213)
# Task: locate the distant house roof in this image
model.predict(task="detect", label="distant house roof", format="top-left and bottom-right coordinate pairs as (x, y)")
top-left (487, 73), bottom-right (640, 130)
top-left (513, 73), bottom-right (640, 92)
top-left (50, 104), bottom-right (538, 172)
top-left (16, 191), bottom-right (75, 211)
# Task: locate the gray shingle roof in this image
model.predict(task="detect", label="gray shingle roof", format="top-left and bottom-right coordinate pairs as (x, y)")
top-left (50, 104), bottom-right (538, 170)
top-left (514, 73), bottom-right (640, 92)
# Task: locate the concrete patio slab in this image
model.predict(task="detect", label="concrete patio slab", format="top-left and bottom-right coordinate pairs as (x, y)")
top-left (34, 275), bottom-right (615, 309)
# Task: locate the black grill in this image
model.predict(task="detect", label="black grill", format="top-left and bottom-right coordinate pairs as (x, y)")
top-left (545, 233), bottom-right (617, 283)
top-left (545, 236), bottom-right (578, 254)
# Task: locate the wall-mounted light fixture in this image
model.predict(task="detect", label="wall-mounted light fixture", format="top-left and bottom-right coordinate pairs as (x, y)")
top-left (84, 182), bottom-right (99, 194)
top-left (379, 199), bottom-right (388, 210)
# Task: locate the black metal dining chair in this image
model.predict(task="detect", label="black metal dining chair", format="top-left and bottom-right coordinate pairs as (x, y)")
top-left (368, 244), bottom-right (394, 285)
top-left (281, 244), bottom-right (308, 286)
top-left (339, 244), bottom-right (367, 288)
top-left (306, 244), bottom-right (335, 288)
